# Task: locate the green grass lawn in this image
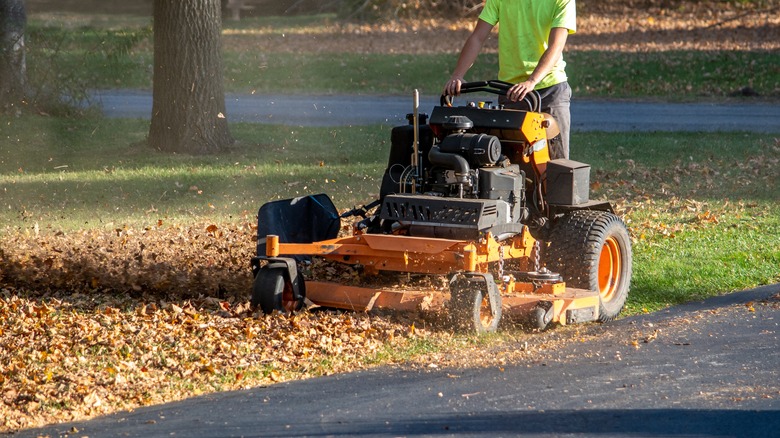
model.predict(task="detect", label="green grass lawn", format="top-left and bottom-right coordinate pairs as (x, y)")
top-left (0, 117), bottom-right (388, 229)
top-left (32, 46), bottom-right (779, 99)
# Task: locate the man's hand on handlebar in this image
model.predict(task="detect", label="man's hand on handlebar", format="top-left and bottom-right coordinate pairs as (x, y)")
top-left (506, 80), bottom-right (536, 103)
top-left (444, 77), bottom-right (463, 96)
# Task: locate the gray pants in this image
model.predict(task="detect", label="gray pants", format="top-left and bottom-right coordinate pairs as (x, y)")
top-left (500, 81), bottom-right (572, 159)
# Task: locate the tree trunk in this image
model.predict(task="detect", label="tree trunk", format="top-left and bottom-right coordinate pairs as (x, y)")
top-left (0, 0), bottom-right (27, 113)
top-left (148, 0), bottom-right (233, 154)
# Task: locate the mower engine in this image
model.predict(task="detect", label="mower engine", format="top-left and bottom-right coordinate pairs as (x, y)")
top-left (378, 102), bottom-right (543, 241)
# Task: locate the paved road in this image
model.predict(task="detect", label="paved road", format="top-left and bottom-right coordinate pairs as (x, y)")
top-left (94, 90), bottom-right (780, 132)
top-left (17, 284), bottom-right (780, 438)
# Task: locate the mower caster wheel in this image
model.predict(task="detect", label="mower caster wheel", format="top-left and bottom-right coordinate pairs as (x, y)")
top-left (251, 264), bottom-right (305, 315)
top-left (449, 273), bottom-right (502, 334)
top-left (527, 301), bottom-right (554, 332)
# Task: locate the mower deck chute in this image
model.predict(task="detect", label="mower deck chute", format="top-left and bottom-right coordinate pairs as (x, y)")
top-left (250, 81), bottom-right (631, 333)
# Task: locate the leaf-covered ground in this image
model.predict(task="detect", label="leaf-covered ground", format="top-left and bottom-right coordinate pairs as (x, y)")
top-left (0, 219), bottom-right (580, 431)
top-left (0, 221), bottom-right (580, 431)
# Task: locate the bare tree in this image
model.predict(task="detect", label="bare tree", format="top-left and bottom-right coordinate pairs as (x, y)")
top-left (0, 0), bottom-right (27, 113)
top-left (148, 0), bottom-right (233, 154)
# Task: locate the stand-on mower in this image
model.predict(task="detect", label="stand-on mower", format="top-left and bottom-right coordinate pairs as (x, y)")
top-left (250, 80), bottom-right (632, 333)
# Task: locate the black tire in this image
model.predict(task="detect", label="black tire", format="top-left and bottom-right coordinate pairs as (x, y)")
top-left (545, 210), bottom-right (632, 322)
top-left (526, 301), bottom-right (554, 331)
top-left (449, 274), bottom-right (502, 333)
top-left (251, 266), bottom-right (305, 314)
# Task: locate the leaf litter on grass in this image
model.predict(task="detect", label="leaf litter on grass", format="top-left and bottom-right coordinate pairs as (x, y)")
top-left (222, 1), bottom-right (780, 55)
top-left (0, 284), bottom-right (413, 430)
top-left (0, 221), bottom-right (434, 431)
top-left (0, 221), bottom-right (556, 432)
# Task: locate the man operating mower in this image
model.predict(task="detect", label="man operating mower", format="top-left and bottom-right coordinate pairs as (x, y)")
top-left (444, 0), bottom-right (576, 160)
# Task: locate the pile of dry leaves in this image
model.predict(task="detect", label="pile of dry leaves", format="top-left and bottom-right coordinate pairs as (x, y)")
top-left (1, 222), bottom-right (256, 300)
top-left (0, 283), bottom-right (413, 430)
top-left (0, 222), bottom-right (416, 430)
top-left (0, 221), bottom-right (553, 432)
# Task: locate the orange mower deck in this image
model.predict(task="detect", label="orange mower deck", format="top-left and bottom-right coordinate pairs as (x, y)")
top-left (264, 231), bottom-right (601, 327)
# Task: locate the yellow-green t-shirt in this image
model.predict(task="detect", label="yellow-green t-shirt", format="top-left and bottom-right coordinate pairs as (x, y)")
top-left (479, 0), bottom-right (576, 89)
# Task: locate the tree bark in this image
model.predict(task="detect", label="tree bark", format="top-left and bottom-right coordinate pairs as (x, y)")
top-left (0, 0), bottom-right (27, 113)
top-left (148, 0), bottom-right (233, 154)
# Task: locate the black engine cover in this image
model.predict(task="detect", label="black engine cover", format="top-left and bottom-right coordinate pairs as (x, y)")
top-left (478, 164), bottom-right (525, 222)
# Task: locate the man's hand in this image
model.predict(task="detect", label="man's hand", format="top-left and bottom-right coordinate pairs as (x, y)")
top-left (444, 77), bottom-right (463, 96)
top-left (507, 79), bottom-right (537, 102)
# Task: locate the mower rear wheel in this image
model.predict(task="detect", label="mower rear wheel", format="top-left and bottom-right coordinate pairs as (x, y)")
top-left (449, 274), bottom-right (502, 333)
top-left (251, 266), bottom-right (305, 314)
top-left (546, 210), bottom-right (632, 322)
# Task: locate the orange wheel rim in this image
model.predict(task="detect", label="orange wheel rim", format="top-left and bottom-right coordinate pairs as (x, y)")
top-left (282, 283), bottom-right (296, 312)
top-left (479, 295), bottom-right (493, 328)
top-left (598, 237), bottom-right (621, 302)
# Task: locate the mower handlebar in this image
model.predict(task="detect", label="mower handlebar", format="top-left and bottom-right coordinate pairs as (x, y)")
top-left (440, 79), bottom-right (540, 112)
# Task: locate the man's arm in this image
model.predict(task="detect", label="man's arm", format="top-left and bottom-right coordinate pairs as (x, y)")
top-left (444, 19), bottom-right (494, 96)
top-left (506, 27), bottom-right (569, 102)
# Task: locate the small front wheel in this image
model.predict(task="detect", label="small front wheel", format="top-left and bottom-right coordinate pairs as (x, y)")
top-left (251, 265), bottom-right (305, 314)
top-left (449, 273), bottom-right (502, 333)
top-left (527, 301), bottom-right (554, 331)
